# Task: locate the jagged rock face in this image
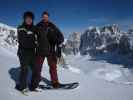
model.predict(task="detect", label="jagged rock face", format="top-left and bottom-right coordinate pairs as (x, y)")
top-left (80, 24), bottom-right (121, 55)
top-left (118, 30), bottom-right (133, 55)
top-left (100, 25), bottom-right (120, 52)
top-left (0, 23), bottom-right (17, 48)
top-left (63, 32), bottom-right (81, 55)
top-left (128, 30), bottom-right (133, 50)
top-left (119, 34), bottom-right (131, 54)
top-left (80, 27), bottom-right (102, 55)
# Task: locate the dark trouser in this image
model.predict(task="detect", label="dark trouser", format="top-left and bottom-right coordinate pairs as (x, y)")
top-left (31, 55), bottom-right (58, 89)
top-left (17, 49), bottom-right (35, 90)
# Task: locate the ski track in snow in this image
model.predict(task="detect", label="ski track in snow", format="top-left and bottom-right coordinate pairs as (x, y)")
top-left (1, 47), bottom-right (133, 100)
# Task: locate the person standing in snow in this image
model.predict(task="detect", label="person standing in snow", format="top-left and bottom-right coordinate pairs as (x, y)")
top-left (30, 11), bottom-right (64, 90)
top-left (16, 11), bottom-right (37, 92)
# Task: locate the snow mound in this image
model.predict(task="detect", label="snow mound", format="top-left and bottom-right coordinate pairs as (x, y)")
top-left (91, 67), bottom-right (133, 85)
top-left (92, 68), bottom-right (122, 81)
top-left (66, 65), bottom-right (81, 74)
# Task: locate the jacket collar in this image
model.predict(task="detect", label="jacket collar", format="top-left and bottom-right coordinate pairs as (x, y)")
top-left (22, 22), bottom-right (34, 29)
top-left (38, 20), bottom-right (52, 26)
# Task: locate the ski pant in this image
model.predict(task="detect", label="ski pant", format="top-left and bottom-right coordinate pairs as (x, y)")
top-left (31, 55), bottom-right (58, 89)
top-left (17, 49), bottom-right (35, 90)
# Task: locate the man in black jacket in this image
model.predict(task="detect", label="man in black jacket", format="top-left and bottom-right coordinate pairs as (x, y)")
top-left (31, 11), bottom-right (64, 90)
top-left (16, 11), bottom-right (37, 92)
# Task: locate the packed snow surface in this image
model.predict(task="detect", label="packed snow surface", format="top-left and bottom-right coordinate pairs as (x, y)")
top-left (0, 46), bottom-right (133, 100)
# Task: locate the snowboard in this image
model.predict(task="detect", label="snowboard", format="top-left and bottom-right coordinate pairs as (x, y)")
top-left (39, 82), bottom-right (79, 90)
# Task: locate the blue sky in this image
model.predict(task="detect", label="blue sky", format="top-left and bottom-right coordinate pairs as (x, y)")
top-left (0, 0), bottom-right (133, 37)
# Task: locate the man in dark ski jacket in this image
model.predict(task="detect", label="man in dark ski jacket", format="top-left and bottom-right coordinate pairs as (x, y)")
top-left (31, 11), bottom-right (64, 90)
top-left (16, 11), bottom-right (37, 92)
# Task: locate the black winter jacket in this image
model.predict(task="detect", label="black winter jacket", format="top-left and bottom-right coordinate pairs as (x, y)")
top-left (36, 21), bottom-right (64, 57)
top-left (17, 24), bottom-right (37, 50)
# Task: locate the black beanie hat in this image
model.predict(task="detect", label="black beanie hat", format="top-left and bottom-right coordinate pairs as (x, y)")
top-left (42, 11), bottom-right (49, 16)
top-left (23, 11), bottom-right (34, 19)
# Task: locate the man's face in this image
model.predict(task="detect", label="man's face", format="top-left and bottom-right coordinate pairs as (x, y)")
top-left (42, 14), bottom-right (49, 23)
top-left (25, 17), bottom-right (33, 25)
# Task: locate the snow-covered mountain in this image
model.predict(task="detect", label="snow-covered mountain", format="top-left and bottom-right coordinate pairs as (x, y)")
top-left (119, 29), bottom-right (133, 54)
top-left (79, 24), bottom-right (133, 56)
top-left (0, 23), bottom-right (17, 50)
top-left (63, 32), bottom-right (81, 55)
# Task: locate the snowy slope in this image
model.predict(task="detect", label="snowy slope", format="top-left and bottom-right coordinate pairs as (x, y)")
top-left (1, 46), bottom-right (133, 100)
top-left (65, 54), bottom-right (133, 100)
top-left (0, 46), bottom-right (82, 100)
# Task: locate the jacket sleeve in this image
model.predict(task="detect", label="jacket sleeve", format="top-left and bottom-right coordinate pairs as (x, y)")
top-left (17, 26), bottom-right (28, 46)
top-left (52, 23), bottom-right (64, 45)
top-left (34, 26), bottom-right (41, 47)
top-left (17, 26), bottom-right (24, 45)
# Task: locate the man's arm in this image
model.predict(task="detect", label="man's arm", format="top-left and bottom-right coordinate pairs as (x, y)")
top-left (51, 22), bottom-right (64, 45)
top-left (17, 26), bottom-right (25, 45)
top-left (51, 22), bottom-right (65, 58)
